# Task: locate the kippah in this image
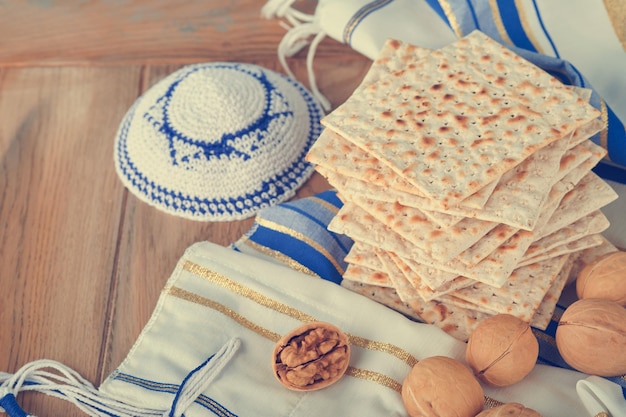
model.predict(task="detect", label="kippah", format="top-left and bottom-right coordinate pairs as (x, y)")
top-left (114, 62), bottom-right (324, 221)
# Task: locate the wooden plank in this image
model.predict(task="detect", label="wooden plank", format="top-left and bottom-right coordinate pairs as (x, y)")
top-left (0, 0), bottom-right (358, 66)
top-left (0, 65), bottom-right (142, 416)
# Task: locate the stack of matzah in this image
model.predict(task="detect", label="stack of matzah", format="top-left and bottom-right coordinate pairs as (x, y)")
top-left (306, 31), bottom-right (619, 341)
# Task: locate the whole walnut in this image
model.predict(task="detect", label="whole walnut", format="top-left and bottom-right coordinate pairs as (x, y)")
top-left (576, 251), bottom-right (626, 307)
top-left (401, 356), bottom-right (484, 417)
top-left (272, 322), bottom-right (350, 391)
top-left (466, 314), bottom-right (538, 387)
top-left (556, 298), bottom-right (626, 376)
top-left (475, 402), bottom-right (542, 416)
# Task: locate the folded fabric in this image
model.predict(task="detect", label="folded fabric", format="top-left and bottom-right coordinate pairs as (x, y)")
top-left (1, 240), bottom-right (624, 416)
top-left (262, 0), bottom-right (626, 184)
top-left (230, 189), bottom-right (353, 283)
top-left (97, 241), bottom-right (611, 416)
top-left (578, 376), bottom-right (626, 417)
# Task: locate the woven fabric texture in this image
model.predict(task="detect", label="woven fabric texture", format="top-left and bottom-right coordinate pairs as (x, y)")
top-left (114, 62), bottom-right (324, 221)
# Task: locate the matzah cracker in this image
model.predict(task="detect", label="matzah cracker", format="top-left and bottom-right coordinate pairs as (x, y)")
top-left (531, 255), bottom-right (575, 330)
top-left (568, 118), bottom-right (605, 150)
top-left (518, 234), bottom-right (604, 268)
top-left (385, 249), bottom-right (474, 301)
top-left (394, 253), bottom-right (464, 291)
top-left (323, 33), bottom-right (599, 207)
top-left (538, 171), bottom-right (618, 238)
top-left (414, 131), bottom-right (573, 230)
top-left (308, 128), bottom-right (497, 209)
top-left (533, 150), bottom-right (605, 233)
top-left (342, 239), bottom-right (466, 295)
top-left (373, 250), bottom-right (490, 341)
top-left (420, 208), bottom-right (465, 229)
top-left (340, 279), bottom-right (489, 341)
top-left (342, 262), bottom-right (394, 288)
top-left (450, 255), bottom-right (570, 322)
top-left (522, 210), bottom-right (610, 261)
top-left (319, 165), bottom-right (466, 228)
top-left (552, 140), bottom-right (595, 185)
top-left (350, 196), bottom-right (498, 262)
top-left (437, 32), bottom-right (600, 129)
top-left (456, 224), bottom-right (518, 266)
top-left (340, 279), bottom-right (422, 322)
top-left (376, 249), bottom-right (422, 305)
top-left (316, 128), bottom-right (592, 232)
top-left (435, 293), bottom-right (499, 315)
top-left (344, 242), bottom-right (385, 271)
top-left (307, 129), bottom-right (424, 197)
top-left (329, 202), bottom-right (534, 287)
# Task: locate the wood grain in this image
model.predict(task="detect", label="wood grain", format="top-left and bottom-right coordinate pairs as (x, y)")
top-left (0, 0), bottom-right (357, 67)
top-left (0, 65), bottom-right (143, 415)
top-left (0, 2), bottom-right (370, 415)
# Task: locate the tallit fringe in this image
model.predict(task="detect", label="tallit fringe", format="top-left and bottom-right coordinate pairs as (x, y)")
top-left (262, 0), bottom-right (332, 111)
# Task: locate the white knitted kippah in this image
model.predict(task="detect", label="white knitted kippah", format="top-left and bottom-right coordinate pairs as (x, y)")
top-left (113, 62), bottom-right (324, 221)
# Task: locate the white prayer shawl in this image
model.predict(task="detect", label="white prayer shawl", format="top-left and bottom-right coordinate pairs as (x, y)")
top-left (1, 241), bottom-right (625, 416)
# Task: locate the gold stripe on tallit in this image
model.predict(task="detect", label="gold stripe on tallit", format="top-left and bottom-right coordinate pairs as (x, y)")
top-left (183, 260), bottom-right (318, 322)
top-left (168, 286), bottom-right (283, 342)
top-left (438, 0), bottom-right (464, 38)
top-left (179, 260), bottom-right (504, 405)
top-left (309, 195), bottom-right (341, 214)
top-left (182, 260), bottom-right (418, 368)
top-left (255, 217), bottom-right (346, 275)
top-left (345, 367), bottom-right (403, 392)
top-left (514, 0), bottom-right (545, 54)
top-left (239, 238), bottom-right (320, 278)
top-left (168, 285), bottom-right (405, 391)
top-left (483, 395), bottom-right (505, 409)
top-left (603, 0), bottom-right (626, 50)
top-left (489, 0), bottom-right (515, 47)
top-left (348, 334), bottom-right (419, 368)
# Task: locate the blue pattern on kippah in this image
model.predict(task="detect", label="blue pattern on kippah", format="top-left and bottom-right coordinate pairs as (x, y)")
top-left (115, 63), bottom-right (324, 220)
top-left (145, 64), bottom-right (294, 165)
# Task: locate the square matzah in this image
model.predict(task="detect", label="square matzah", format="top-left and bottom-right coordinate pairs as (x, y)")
top-left (322, 33), bottom-right (599, 208)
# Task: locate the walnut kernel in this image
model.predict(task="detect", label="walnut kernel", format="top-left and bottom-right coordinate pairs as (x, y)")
top-left (272, 322), bottom-right (350, 391)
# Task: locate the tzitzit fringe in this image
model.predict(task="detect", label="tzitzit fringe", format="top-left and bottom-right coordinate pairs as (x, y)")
top-left (262, 0), bottom-right (332, 111)
top-left (0, 338), bottom-right (240, 417)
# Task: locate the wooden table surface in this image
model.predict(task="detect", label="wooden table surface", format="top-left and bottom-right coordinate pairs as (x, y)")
top-left (0, 2), bottom-right (371, 415)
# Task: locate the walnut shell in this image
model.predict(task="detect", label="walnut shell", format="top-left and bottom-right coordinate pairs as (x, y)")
top-left (576, 251), bottom-right (626, 307)
top-left (466, 314), bottom-right (538, 387)
top-left (556, 298), bottom-right (626, 376)
top-left (476, 402), bottom-right (542, 416)
top-left (272, 322), bottom-right (350, 391)
top-left (401, 356), bottom-right (484, 417)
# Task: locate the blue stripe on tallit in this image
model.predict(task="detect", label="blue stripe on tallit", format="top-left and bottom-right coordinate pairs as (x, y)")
top-left (495, 0), bottom-right (537, 52)
top-left (248, 224), bottom-right (346, 283)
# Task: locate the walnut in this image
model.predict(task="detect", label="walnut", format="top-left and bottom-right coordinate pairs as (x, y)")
top-left (272, 322), bottom-right (350, 391)
top-left (576, 251), bottom-right (626, 307)
top-left (401, 356), bottom-right (484, 417)
top-left (556, 298), bottom-right (626, 376)
top-left (466, 314), bottom-right (538, 386)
